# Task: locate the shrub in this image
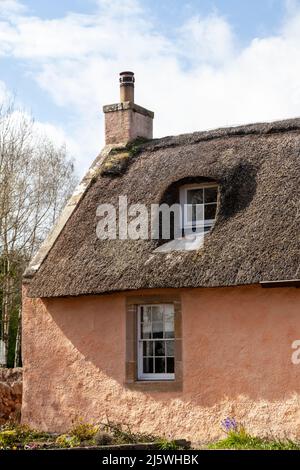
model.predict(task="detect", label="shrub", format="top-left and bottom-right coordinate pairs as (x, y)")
top-left (0, 423), bottom-right (50, 449)
top-left (0, 430), bottom-right (18, 449)
top-left (102, 421), bottom-right (157, 444)
top-left (70, 419), bottom-right (99, 442)
top-left (55, 434), bottom-right (80, 448)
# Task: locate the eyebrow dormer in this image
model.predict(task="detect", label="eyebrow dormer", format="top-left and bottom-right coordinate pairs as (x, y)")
top-left (180, 182), bottom-right (218, 236)
top-left (154, 179), bottom-right (219, 253)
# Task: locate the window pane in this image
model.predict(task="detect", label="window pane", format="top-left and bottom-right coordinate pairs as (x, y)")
top-left (141, 306), bottom-right (151, 323)
top-left (165, 321), bottom-right (174, 338)
top-left (164, 305), bottom-right (174, 321)
top-left (141, 322), bottom-right (151, 339)
top-left (143, 357), bottom-right (153, 373)
top-left (187, 189), bottom-right (203, 205)
top-left (152, 321), bottom-right (164, 338)
top-left (154, 341), bottom-right (165, 356)
top-left (143, 341), bottom-right (153, 356)
top-left (152, 305), bottom-right (163, 322)
top-left (139, 304), bottom-right (175, 378)
top-left (193, 205), bottom-right (204, 224)
top-left (167, 357), bottom-right (174, 373)
top-left (205, 203), bottom-right (217, 221)
top-left (166, 341), bottom-right (174, 357)
top-left (204, 187), bottom-right (218, 203)
top-left (155, 357), bottom-right (165, 373)
top-left (187, 204), bottom-right (204, 224)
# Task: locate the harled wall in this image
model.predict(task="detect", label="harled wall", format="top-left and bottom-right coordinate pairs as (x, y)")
top-left (21, 285), bottom-right (300, 443)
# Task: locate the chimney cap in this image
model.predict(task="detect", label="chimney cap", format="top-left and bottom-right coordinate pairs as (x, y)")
top-left (119, 71), bottom-right (134, 76)
top-left (119, 71), bottom-right (135, 85)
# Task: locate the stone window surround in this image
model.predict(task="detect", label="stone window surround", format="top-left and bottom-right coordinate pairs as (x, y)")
top-left (125, 294), bottom-right (182, 392)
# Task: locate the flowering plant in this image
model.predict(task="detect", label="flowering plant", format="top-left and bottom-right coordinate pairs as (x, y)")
top-left (221, 417), bottom-right (238, 433)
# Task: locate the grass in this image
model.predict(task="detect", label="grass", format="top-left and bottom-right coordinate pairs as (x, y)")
top-left (208, 428), bottom-right (300, 450)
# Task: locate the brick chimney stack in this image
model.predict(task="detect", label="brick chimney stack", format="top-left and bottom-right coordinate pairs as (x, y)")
top-left (103, 71), bottom-right (154, 145)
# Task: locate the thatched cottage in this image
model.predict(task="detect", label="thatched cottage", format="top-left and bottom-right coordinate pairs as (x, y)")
top-left (22, 72), bottom-right (300, 442)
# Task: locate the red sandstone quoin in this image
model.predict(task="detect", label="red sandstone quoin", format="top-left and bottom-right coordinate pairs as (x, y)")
top-left (22, 72), bottom-right (300, 443)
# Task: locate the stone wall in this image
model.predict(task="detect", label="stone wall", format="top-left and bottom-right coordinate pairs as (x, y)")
top-left (0, 368), bottom-right (22, 424)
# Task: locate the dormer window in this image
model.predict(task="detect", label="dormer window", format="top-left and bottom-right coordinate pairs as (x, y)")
top-left (180, 183), bottom-right (218, 236)
top-left (154, 180), bottom-right (218, 253)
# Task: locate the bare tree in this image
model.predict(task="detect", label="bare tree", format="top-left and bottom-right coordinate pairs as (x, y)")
top-left (0, 101), bottom-right (77, 367)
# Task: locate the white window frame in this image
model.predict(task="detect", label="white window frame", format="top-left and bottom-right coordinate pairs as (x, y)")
top-left (137, 304), bottom-right (175, 381)
top-left (179, 182), bottom-right (218, 233)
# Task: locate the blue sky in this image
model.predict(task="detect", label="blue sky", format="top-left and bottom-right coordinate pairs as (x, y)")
top-left (13, 0), bottom-right (287, 40)
top-left (0, 0), bottom-right (300, 175)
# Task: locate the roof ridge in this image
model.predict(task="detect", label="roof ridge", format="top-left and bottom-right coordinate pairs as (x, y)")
top-left (141, 117), bottom-right (300, 152)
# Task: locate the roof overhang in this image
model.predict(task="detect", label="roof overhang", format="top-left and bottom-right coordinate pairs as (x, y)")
top-left (260, 279), bottom-right (300, 288)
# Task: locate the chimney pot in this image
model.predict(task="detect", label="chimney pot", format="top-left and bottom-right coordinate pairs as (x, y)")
top-left (119, 71), bottom-right (134, 103)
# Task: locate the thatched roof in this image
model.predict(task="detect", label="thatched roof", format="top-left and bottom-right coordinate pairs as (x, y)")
top-left (25, 118), bottom-right (300, 298)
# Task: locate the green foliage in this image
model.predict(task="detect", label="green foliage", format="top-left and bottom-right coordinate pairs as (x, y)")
top-left (0, 430), bottom-right (18, 449)
top-left (209, 428), bottom-right (300, 450)
top-left (100, 150), bottom-right (130, 175)
top-left (102, 421), bottom-right (157, 444)
top-left (0, 421), bottom-right (181, 450)
top-left (70, 419), bottom-right (98, 442)
top-left (55, 434), bottom-right (80, 448)
top-left (100, 137), bottom-right (149, 176)
top-left (126, 137), bottom-right (149, 157)
top-left (156, 438), bottom-right (179, 450)
top-left (0, 423), bottom-right (49, 449)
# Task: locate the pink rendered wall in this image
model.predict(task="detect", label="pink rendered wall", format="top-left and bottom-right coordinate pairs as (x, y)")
top-left (22, 285), bottom-right (300, 443)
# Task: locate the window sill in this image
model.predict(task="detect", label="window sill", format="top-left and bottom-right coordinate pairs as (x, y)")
top-left (153, 233), bottom-right (205, 253)
top-left (125, 379), bottom-right (182, 392)
top-left (137, 379), bottom-right (175, 382)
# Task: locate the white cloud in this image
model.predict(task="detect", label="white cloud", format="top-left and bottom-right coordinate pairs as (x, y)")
top-left (0, 0), bottom-right (26, 15)
top-left (284, 0), bottom-right (300, 13)
top-left (0, 0), bottom-right (300, 175)
top-left (95, 0), bottom-right (143, 16)
top-left (178, 14), bottom-right (235, 64)
top-left (0, 2), bottom-right (169, 60)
